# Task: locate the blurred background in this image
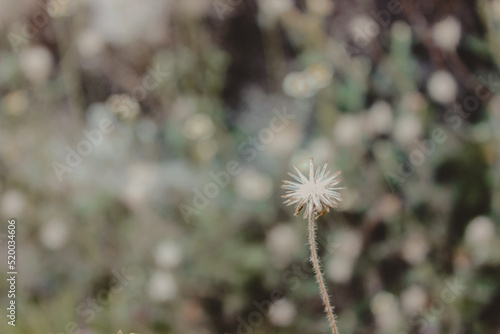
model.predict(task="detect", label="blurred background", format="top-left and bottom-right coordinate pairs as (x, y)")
top-left (0, 0), bottom-right (499, 333)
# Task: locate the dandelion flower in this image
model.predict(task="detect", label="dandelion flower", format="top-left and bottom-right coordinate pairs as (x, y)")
top-left (281, 158), bottom-right (344, 334)
top-left (282, 158), bottom-right (344, 219)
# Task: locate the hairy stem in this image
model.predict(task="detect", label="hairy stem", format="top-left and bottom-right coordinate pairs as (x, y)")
top-left (308, 214), bottom-right (339, 334)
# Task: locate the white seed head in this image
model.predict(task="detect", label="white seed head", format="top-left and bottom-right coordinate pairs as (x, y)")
top-left (282, 158), bottom-right (344, 219)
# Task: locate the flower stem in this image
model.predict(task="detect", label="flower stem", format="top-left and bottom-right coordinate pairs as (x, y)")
top-left (308, 214), bottom-right (339, 334)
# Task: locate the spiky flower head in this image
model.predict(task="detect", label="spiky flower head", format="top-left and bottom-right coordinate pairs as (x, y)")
top-left (282, 158), bottom-right (344, 219)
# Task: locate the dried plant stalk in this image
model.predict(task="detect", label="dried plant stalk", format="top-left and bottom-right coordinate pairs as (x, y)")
top-left (308, 213), bottom-right (339, 334)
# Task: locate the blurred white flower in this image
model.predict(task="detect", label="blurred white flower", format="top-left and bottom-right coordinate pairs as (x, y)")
top-left (432, 17), bottom-right (461, 51)
top-left (283, 64), bottom-right (333, 98)
top-left (155, 241), bottom-right (183, 269)
top-left (465, 216), bottom-right (496, 265)
top-left (391, 21), bottom-right (411, 42)
top-left (427, 70), bottom-right (457, 105)
top-left (269, 299), bottom-right (296, 326)
top-left (123, 163), bottom-right (160, 206)
top-left (258, 0), bottom-right (293, 18)
top-left (400, 285), bottom-right (427, 314)
top-left (393, 114), bottom-right (423, 146)
top-left (304, 63), bottom-right (333, 90)
top-left (333, 114), bottom-right (364, 146)
top-left (148, 271), bottom-right (177, 301)
top-left (327, 256), bottom-right (355, 283)
top-left (282, 71), bottom-right (314, 98)
top-left (402, 231), bottom-right (429, 264)
top-left (326, 229), bottom-right (362, 283)
top-left (370, 292), bottom-right (400, 332)
top-left (493, 0), bottom-right (500, 21)
top-left (4, 91), bottom-right (29, 116)
top-left (337, 229), bottom-right (363, 259)
top-left (88, 0), bottom-right (171, 45)
top-left (183, 114), bottom-right (215, 140)
top-left (77, 29), bottom-right (105, 58)
top-left (1, 190), bottom-right (26, 217)
top-left (19, 46), bottom-right (53, 84)
top-left (306, 0), bottom-right (334, 16)
top-left (365, 101), bottom-right (393, 135)
top-left (234, 169), bottom-right (273, 201)
top-left (39, 219), bottom-right (68, 250)
top-left (349, 15), bottom-right (380, 45)
top-left (266, 224), bottom-right (300, 267)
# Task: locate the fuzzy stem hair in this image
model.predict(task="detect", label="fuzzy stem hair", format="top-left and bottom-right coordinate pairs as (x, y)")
top-left (308, 214), bottom-right (339, 334)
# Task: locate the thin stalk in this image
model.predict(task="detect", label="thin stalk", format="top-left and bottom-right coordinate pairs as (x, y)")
top-left (308, 214), bottom-right (339, 334)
